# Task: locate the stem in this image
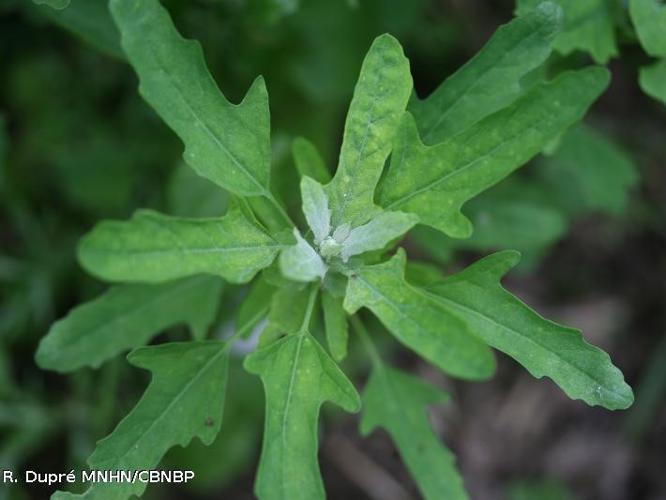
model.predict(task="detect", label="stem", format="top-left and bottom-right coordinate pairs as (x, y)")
top-left (298, 283), bottom-right (320, 335)
top-left (350, 315), bottom-right (383, 369)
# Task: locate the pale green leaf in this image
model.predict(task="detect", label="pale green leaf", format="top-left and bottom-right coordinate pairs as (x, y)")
top-left (321, 289), bottom-right (348, 361)
top-left (378, 68), bottom-right (609, 238)
top-left (300, 176), bottom-right (331, 245)
top-left (78, 208), bottom-right (280, 284)
top-left (426, 251), bottom-right (634, 410)
top-left (410, 1), bottom-right (561, 144)
top-left (36, 276), bottom-right (222, 372)
top-left (326, 34), bottom-right (412, 227)
top-left (110, 0), bottom-right (272, 197)
top-left (53, 341), bottom-right (229, 499)
top-left (279, 229), bottom-right (327, 282)
top-left (244, 333), bottom-right (360, 500)
top-left (516, 0), bottom-right (618, 63)
top-left (292, 137), bottom-right (331, 184)
top-left (639, 59), bottom-right (666, 105)
top-left (630, 0), bottom-right (666, 57)
top-left (340, 210), bottom-right (418, 262)
top-left (361, 366), bottom-right (468, 500)
top-left (344, 250), bottom-right (495, 380)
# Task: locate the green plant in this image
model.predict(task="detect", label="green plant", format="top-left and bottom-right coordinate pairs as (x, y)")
top-left (37, 1), bottom-right (634, 499)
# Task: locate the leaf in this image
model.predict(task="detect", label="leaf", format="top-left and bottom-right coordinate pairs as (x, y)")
top-left (639, 59), bottom-right (666, 105)
top-left (326, 34), bottom-right (412, 227)
top-left (37, 0), bottom-right (123, 59)
top-left (36, 276), bottom-right (222, 372)
top-left (539, 124), bottom-right (638, 215)
top-left (377, 67), bottom-right (609, 238)
top-left (340, 210), bottom-right (418, 262)
top-left (260, 285), bottom-right (312, 347)
top-left (244, 333), bottom-right (360, 500)
top-left (630, 0), bottom-right (666, 57)
top-left (167, 162), bottom-right (228, 218)
top-left (361, 366), bottom-right (468, 500)
top-left (279, 229), bottom-right (327, 282)
top-left (33, 0), bottom-right (70, 9)
top-left (54, 341), bottom-right (229, 499)
top-left (516, 0), bottom-right (618, 63)
top-left (236, 277), bottom-right (276, 339)
top-left (292, 137), bottom-right (331, 184)
top-left (78, 208), bottom-right (280, 284)
top-left (410, 1), bottom-right (561, 144)
top-left (344, 250), bottom-right (495, 380)
top-left (321, 289), bottom-right (348, 361)
top-left (300, 176), bottom-right (331, 245)
top-left (426, 251), bottom-right (634, 410)
top-left (110, 0), bottom-right (272, 197)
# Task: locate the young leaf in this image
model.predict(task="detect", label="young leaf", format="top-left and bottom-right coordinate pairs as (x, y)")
top-left (300, 176), bottom-right (331, 245)
top-left (344, 250), bottom-right (495, 380)
top-left (78, 208), bottom-right (280, 284)
top-left (279, 229), bottom-right (327, 282)
top-left (378, 67), bottom-right (609, 238)
top-left (110, 0), bottom-right (272, 197)
top-left (53, 341), bottom-right (229, 500)
top-left (629, 0), bottom-right (666, 57)
top-left (244, 333), bottom-right (360, 500)
top-left (426, 251), bottom-right (634, 410)
top-left (639, 59), bottom-right (666, 105)
top-left (361, 366), bottom-right (468, 500)
top-left (36, 276), bottom-right (222, 372)
top-left (292, 137), bottom-right (331, 184)
top-left (326, 34), bottom-right (412, 227)
top-left (340, 210), bottom-right (418, 262)
top-left (517, 0), bottom-right (618, 63)
top-left (410, 1), bottom-right (561, 144)
top-left (321, 289), bottom-right (348, 362)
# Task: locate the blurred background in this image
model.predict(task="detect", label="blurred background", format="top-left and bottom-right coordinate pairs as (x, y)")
top-left (1, 0), bottom-right (664, 499)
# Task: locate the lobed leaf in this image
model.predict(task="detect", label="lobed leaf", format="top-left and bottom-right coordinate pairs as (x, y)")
top-left (244, 333), bottom-right (360, 500)
top-left (629, 0), bottom-right (666, 58)
top-left (326, 34), bottom-right (412, 227)
top-left (426, 251), bottom-right (634, 410)
top-left (378, 67), bottom-right (609, 238)
top-left (279, 229), bottom-right (327, 282)
top-left (54, 341), bottom-right (229, 499)
top-left (344, 250), bottom-right (495, 380)
top-left (78, 208), bottom-right (280, 284)
top-left (361, 366), bottom-right (468, 500)
top-left (410, 1), bottom-right (561, 144)
top-left (110, 0), bottom-right (272, 197)
top-left (236, 277), bottom-right (276, 339)
top-left (36, 276), bottom-right (222, 372)
top-left (517, 0), bottom-right (618, 63)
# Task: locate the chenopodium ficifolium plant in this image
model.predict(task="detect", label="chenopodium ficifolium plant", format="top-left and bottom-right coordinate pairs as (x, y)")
top-left (36, 0), bottom-right (634, 499)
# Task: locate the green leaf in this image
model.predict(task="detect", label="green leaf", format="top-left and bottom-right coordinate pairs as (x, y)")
top-left (344, 250), bottom-right (495, 380)
top-left (260, 285), bottom-right (312, 347)
top-left (639, 59), bottom-right (666, 105)
top-left (426, 251), bottom-right (634, 410)
top-left (36, 276), bottom-right (222, 372)
top-left (326, 34), bottom-right (412, 227)
top-left (54, 341), bottom-right (229, 499)
top-left (292, 137), bottom-right (331, 184)
top-left (167, 162), bottom-right (228, 218)
top-left (321, 289), bottom-right (348, 362)
top-left (33, 0), bottom-right (70, 9)
top-left (378, 67), bottom-right (609, 238)
top-left (630, 0), bottom-right (666, 57)
top-left (244, 333), bottom-right (360, 500)
top-left (539, 124), bottom-right (638, 215)
top-left (110, 0), bottom-right (272, 197)
top-left (279, 229), bottom-right (327, 282)
top-left (78, 208), bottom-right (280, 284)
top-left (339, 210), bottom-right (418, 262)
top-left (236, 277), bottom-right (276, 339)
top-left (300, 176), bottom-right (331, 245)
top-left (37, 0), bottom-right (123, 59)
top-left (361, 366), bottom-right (468, 500)
top-left (516, 0), bottom-right (618, 63)
top-left (410, 2), bottom-right (561, 144)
